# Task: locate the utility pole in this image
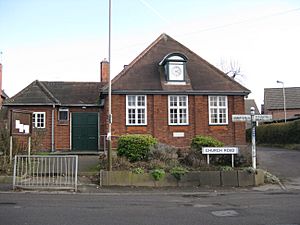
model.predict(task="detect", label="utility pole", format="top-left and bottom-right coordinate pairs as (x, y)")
top-left (107, 0), bottom-right (112, 171)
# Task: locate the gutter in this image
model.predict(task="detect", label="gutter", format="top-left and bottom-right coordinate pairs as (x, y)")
top-left (101, 90), bottom-right (251, 96)
top-left (51, 104), bottom-right (55, 152)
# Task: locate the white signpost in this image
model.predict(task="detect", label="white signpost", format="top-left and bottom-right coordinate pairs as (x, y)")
top-left (232, 107), bottom-right (272, 169)
top-left (202, 147), bottom-right (239, 168)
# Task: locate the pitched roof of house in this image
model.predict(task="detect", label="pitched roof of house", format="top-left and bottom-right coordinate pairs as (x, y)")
top-left (245, 99), bottom-right (260, 115)
top-left (264, 87), bottom-right (300, 110)
top-left (4, 80), bottom-right (104, 106)
top-left (110, 33), bottom-right (250, 95)
top-left (1, 90), bottom-right (8, 99)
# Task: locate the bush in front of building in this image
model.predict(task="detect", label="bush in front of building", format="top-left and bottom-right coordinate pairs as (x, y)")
top-left (191, 135), bottom-right (224, 152)
top-left (117, 134), bottom-right (157, 162)
top-left (189, 135), bottom-right (251, 167)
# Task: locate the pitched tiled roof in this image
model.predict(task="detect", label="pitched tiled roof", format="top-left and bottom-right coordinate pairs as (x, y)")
top-left (4, 80), bottom-right (104, 106)
top-left (1, 90), bottom-right (8, 99)
top-left (264, 87), bottom-right (300, 110)
top-left (111, 33), bottom-right (250, 95)
top-left (245, 99), bottom-right (260, 115)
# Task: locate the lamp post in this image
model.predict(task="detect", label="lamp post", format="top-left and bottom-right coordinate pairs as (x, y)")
top-left (276, 80), bottom-right (286, 123)
top-left (107, 0), bottom-right (112, 171)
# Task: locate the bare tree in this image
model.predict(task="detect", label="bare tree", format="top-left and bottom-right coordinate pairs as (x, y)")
top-left (217, 58), bottom-right (245, 81)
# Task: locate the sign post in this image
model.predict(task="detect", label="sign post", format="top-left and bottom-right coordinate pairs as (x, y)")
top-left (250, 108), bottom-right (257, 169)
top-left (232, 107), bottom-right (272, 169)
top-left (202, 147), bottom-right (239, 167)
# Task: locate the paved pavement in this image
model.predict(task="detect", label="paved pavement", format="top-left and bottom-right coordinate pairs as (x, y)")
top-left (1, 147), bottom-right (299, 193)
top-left (258, 147), bottom-right (300, 190)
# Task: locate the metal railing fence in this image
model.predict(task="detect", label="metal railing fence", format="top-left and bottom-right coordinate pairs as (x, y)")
top-left (13, 155), bottom-right (78, 191)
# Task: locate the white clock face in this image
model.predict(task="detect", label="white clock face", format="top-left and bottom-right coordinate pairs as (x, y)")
top-left (172, 66), bottom-right (182, 76)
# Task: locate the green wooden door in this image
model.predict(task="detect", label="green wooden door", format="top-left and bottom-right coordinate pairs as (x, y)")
top-left (72, 113), bottom-right (98, 151)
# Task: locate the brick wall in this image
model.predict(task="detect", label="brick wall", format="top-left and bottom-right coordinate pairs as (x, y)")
top-left (265, 108), bottom-right (300, 120)
top-left (108, 94), bottom-right (246, 149)
top-left (8, 106), bottom-right (101, 152)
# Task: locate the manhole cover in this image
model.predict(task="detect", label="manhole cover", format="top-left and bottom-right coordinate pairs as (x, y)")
top-left (211, 210), bottom-right (238, 217)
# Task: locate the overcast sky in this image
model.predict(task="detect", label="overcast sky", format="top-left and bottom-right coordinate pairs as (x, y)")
top-left (1, 0), bottom-right (300, 110)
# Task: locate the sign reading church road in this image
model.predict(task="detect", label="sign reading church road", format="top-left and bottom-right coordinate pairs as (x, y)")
top-left (202, 147), bottom-right (239, 167)
top-left (202, 147), bottom-right (239, 154)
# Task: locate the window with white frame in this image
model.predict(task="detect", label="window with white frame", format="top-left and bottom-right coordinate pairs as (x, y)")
top-left (32, 112), bottom-right (46, 128)
top-left (168, 95), bottom-right (189, 125)
top-left (209, 96), bottom-right (228, 125)
top-left (126, 95), bottom-right (147, 125)
top-left (58, 108), bottom-right (69, 121)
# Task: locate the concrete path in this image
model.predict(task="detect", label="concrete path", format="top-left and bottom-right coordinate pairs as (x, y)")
top-left (77, 155), bottom-right (99, 173)
top-left (258, 147), bottom-right (300, 190)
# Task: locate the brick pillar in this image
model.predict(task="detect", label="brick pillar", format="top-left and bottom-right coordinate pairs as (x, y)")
top-left (0, 63), bottom-right (2, 98)
top-left (100, 59), bottom-right (109, 82)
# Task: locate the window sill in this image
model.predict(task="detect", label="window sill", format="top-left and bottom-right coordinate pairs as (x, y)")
top-left (126, 124), bottom-right (147, 127)
top-left (58, 120), bottom-right (69, 126)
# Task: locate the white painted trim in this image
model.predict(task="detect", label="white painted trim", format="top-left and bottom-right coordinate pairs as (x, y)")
top-left (208, 96), bottom-right (228, 125)
top-left (126, 95), bottom-right (147, 126)
top-left (32, 112), bottom-right (46, 128)
top-left (168, 95), bottom-right (189, 125)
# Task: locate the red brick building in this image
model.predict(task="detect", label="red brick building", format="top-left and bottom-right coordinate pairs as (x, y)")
top-left (4, 81), bottom-right (105, 152)
top-left (4, 34), bottom-right (250, 152)
top-left (101, 34), bottom-right (250, 148)
top-left (263, 87), bottom-right (300, 121)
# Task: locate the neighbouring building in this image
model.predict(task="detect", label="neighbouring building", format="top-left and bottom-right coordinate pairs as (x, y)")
top-left (4, 34), bottom-right (250, 152)
top-left (0, 63), bottom-right (9, 108)
top-left (263, 87), bottom-right (300, 121)
top-left (244, 99), bottom-right (260, 129)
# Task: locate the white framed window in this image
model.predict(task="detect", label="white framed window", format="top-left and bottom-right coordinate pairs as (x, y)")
top-left (209, 96), bottom-right (228, 125)
top-left (126, 95), bottom-right (147, 125)
top-left (58, 108), bottom-right (69, 121)
top-left (32, 112), bottom-right (46, 128)
top-left (168, 95), bottom-right (189, 125)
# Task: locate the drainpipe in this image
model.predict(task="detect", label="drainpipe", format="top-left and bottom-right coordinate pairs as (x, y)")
top-left (51, 104), bottom-right (55, 152)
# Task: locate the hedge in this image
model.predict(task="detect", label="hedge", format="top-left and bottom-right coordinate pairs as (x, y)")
top-left (246, 120), bottom-right (300, 144)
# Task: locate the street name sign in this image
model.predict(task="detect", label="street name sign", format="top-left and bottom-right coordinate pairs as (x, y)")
top-left (232, 114), bottom-right (272, 122)
top-left (254, 115), bottom-right (272, 121)
top-left (232, 108), bottom-right (273, 169)
top-left (202, 147), bottom-right (239, 167)
top-left (202, 147), bottom-right (239, 154)
top-left (232, 115), bottom-right (251, 122)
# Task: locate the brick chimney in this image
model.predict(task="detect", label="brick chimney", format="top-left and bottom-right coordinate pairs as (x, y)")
top-left (100, 59), bottom-right (109, 82)
top-left (0, 63), bottom-right (2, 98)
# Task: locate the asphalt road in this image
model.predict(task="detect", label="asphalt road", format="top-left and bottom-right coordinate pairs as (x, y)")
top-left (0, 190), bottom-right (300, 225)
top-left (258, 147), bottom-right (300, 188)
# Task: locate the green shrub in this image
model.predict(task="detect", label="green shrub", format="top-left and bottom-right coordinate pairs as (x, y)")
top-left (149, 143), bottom-right (178, 162)
top-left (246, 120), bottom-right (300, 145)
top-left (180, 149), bottom-right (206, 168)
top-left (191, 135), bottom-right (224, 152)
top-left (170, 166), bottom-right (188, 181)
top-left (117, 134), bottom-right (157, 162)
top-left (151, 169), bottom-right (165, 181)
top-left (132, 167), bottom-right (144, 174)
